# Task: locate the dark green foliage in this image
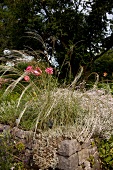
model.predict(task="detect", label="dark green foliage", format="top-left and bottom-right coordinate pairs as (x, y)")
top-left (93, 49), bottom-right (113, 79)
top-left (96, 135), bottom-right (113, 170)
top-left (0, 132), bottom-right (13, 169)
top-left (0, 0), bottom-right (113, 79)
top-left (0, 131), bottom-right (27, 170)
top-left (15, 62), bottom-right (31, 72)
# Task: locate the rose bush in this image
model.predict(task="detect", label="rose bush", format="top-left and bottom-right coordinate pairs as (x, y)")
top-left (24, 66), bottom-right (53, 81)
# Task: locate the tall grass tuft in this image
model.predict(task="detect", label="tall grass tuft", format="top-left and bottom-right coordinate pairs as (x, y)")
top-left (0, 60), bottom-right (84, 136)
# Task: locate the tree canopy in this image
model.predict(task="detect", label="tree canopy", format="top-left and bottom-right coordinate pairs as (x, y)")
top-left (0, 0), bottom-right (113, 79)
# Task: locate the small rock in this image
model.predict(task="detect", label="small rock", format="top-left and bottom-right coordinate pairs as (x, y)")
top-left (58, 153), bottom-right (78, 170)
top-left (78, 148), bottom-right (89, 165)
top-left (58, 139), bottom-right (81, 156)
top-left (76, 166), bottom-right (83, 170)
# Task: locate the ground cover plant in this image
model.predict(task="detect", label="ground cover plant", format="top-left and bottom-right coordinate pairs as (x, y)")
top-left (0, 130), bottom-right (28, 170)
top-left (95, 135), bottom-right (113, 170)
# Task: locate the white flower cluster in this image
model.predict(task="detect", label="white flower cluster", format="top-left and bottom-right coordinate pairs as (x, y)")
top-left (44, 50), bottom-right (59, 68)
top-left (6, 61), bottom-right (15, 67)
top-left (47, 54), bottom-right (59, 68)
top-left (22, 54), bottom-right (34, 61)
top-left (3, 49), bottom-right (11, 56)
top-left (3, 48), bottom-right (59, 68)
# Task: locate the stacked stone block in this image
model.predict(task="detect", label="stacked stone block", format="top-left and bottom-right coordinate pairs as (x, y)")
top-left (57, 139), bottom-right (101, 170)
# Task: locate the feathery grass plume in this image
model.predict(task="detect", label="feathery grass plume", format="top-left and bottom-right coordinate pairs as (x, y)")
top-left (16, 102), bottom-right (29, 127)
top-left (0, 65), bottom-right (25, 96)
top-left (25, 32), bottom-right (59, 70)
top-left (3, 72), bottom-right (27, 95)
top-left (25, 31), bottom-right (47, 60)
top-left (17, 83), bottom-right (32, 108)
top-left (34, 95), bottom-right (58, 138)
top-left (69, 65), bottom-right (83, 89)
top-left (25, 31), bottom-right (45, 47)
top-left (87, 72), bottom-right (99, 89)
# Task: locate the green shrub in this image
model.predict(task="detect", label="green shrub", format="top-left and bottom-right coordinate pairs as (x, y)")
top-left (0, 130), bottom-right (26, 170)
top-left (96, 135), bottom-right (113, 170)
top-left (98, 82), bottom-right (113, 94)
top-left (93, 49), bottom-right (113, 79)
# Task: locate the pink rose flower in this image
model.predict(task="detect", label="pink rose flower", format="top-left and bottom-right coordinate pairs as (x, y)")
top-left (45, 67), bottom-right (53, 75)
top-left (33, 67), bottom-right (42, 76)
top-left (25, 66), bottom-right (33, 72)
top-left (24, 75), bottom-right (30, 81)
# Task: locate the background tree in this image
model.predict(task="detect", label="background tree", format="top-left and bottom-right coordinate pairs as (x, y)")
top-left (0, 0), bottom-right (113, 80)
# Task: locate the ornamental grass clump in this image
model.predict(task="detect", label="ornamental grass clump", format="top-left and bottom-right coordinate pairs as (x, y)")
top-left (0, 59), bottom-right (84, 137)
top-left (0, 62), bottom-right (59, 129)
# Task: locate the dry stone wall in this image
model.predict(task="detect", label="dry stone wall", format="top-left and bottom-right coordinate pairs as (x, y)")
top-left (0, 124), bottom-right (101, 170)
top-left (57, 139), bottom-right (101, 170)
